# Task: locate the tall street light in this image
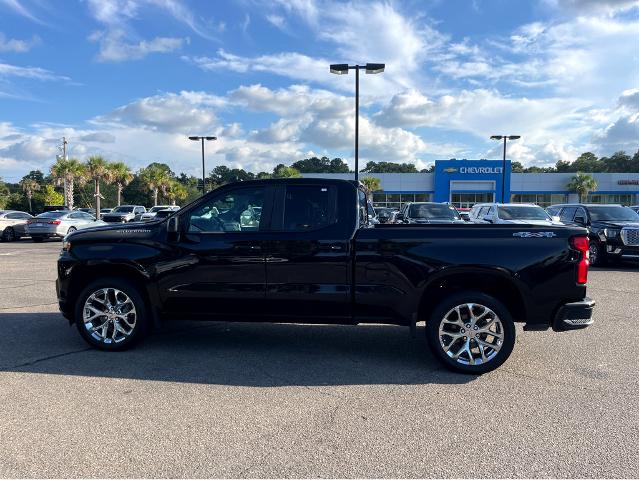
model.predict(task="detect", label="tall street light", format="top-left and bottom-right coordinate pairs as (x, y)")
top-left (330, 63), bottom-right (385, 182)
top-left (188, 136), bottom-right (217, 195)
top-left (490, 135), bottom-right (520, 203)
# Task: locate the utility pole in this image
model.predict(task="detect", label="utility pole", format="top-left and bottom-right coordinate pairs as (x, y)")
top-left (59, 137), bottom-right (69, 207)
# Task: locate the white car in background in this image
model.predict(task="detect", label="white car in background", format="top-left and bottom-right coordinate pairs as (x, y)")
top-left (469, 203), bottom-right (563, 225)
top-left (140, 205), bottom-right (180, 221)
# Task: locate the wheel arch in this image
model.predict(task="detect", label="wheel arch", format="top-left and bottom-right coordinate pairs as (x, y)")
top-left (417, 268), bottom-right (527, 325)
top-left (67, 262), bottom-right (160, 328)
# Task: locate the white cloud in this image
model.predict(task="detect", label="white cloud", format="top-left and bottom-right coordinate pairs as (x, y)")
top-left (544, 0), bottom-right (639, 14)
top-left (94, 91), bottom-right (225, 133)
top-left (0, 62), bottom-right (70, 81)
top-left (376, 89), bottom-right (589, 143)
top-left (0, 0), bottom-right (45, 24)
top-left (86, 0), bottom-right (216, 62)
top-left (592, 88), bottom-right (639, 152)
top-left (0, 32), bottom-right (39, 52)
top-left (265, 14), bottom-right (287, 30)
top-left (89, 29), bottom-right (185, 62)
top-left (187, 1), bottom-right (440, 95)
top-left (230, 84), bottom-right (352, 118)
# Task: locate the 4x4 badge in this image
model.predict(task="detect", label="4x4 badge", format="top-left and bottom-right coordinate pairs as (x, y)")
top-left (513, 232), bottom-right (557, 238)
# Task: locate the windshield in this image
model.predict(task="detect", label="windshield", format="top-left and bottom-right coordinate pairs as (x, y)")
top-left (150, 206), bottom-right (169, 212)
top-left (408, 204), bottom-right (460, 220)
top-left (113, 206), bottom-right (134, 213)
top-left (589, 206), bottom-right (639, 222)
top-left (36, 211), bottom-right (66, 218)
top-left (498, 206), bottom-right (551, 220)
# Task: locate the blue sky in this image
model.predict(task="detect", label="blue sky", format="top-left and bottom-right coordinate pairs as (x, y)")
top-left (1, 0), bottom-right (639, 181)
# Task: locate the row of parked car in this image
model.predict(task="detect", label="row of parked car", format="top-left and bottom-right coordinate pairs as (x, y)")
top-left (374, 201), bottom-right (639, 265)
top-left (0, 204), bottom-right (180, 242)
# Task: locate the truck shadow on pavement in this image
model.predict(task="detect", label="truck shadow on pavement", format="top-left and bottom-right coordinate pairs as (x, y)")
top-left (0, 313), bottom-right (474, 386)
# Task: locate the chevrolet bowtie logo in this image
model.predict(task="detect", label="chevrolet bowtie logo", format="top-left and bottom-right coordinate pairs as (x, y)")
top-left (443, 167), bottom-right (458, 173)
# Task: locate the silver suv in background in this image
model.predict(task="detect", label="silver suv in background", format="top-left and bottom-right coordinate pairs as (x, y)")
top-left (26, 210), bottom-right (104, 242)
top-left (0, 210), bottom-right (33, 241)
top-left (140, 205), bottom-right (180, 221)
top-left (102, 205), bottom-right (146, 223)
top-left (469, 203), bottom-right (561, 225)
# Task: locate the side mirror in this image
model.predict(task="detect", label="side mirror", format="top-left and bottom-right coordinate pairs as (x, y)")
top-left (574, 216), bottom-right (587, 226)
top-left (167, 216), bottom-right (179, 233)
top-left (396, 213), bottom-right (405, 222)
top-left (483, 215), bottom-right (493, 223)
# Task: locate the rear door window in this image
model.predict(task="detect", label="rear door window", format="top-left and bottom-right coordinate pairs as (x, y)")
top-left (282, 185), bottom-right (337, 232)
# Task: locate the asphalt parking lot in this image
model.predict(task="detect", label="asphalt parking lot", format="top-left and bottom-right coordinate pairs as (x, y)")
top-left (0, 239), bottom-right (638, 478)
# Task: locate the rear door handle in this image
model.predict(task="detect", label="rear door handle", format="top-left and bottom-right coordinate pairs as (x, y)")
top-left (248, 245), bottom-right (262, 251)
top-left (330, 244), bottom-right (344, 251)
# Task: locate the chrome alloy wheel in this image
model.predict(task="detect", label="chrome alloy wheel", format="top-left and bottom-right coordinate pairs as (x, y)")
top-left (438, 303), bottom-right (504, 366)
top-left (82, 288), bottom-right (137, 344)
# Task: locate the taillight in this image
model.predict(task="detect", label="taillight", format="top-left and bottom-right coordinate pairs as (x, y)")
top-left (570, 236), bottom-right (589, 284)
top-left (48, 220), bottom-right (61, 225)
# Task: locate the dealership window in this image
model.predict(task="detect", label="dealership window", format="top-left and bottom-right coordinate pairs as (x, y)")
top-left (585, 194), bottom-right (633, 205)
top-left (371, 192), bottom-right (432, 209)
top-left (451, 192), bottom-right (494, 209)
top-left (510, 194), bottom-right (567, 207)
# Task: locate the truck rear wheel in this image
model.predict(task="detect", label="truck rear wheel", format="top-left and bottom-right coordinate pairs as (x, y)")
top-left (75, 277), bottom-right (148, 351)
top-left (426, 291), bottom-right (516, 374)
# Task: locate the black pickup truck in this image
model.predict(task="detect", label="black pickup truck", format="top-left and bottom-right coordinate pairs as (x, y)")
top-left (57, 178), bottom-right (594, 374)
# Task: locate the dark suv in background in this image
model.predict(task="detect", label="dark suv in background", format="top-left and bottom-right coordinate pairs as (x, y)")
top-left (396, 202), bottom-right (465, 224)
top-left (547, 204), bottom-right (639, 265)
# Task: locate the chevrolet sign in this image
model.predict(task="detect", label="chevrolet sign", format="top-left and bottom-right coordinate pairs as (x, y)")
top-left (442, 166), bottom-right (503, 174)
top-left (460, 166), bottom-right (503, 174)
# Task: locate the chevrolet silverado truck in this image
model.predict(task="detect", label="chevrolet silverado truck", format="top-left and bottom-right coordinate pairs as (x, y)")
top-left (57, 178), bottom-right (594, 374)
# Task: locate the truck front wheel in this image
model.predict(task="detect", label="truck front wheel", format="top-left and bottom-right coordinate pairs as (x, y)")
top-left (426, 291), bottom-right (516, 374)
top-left (75, 277), bottom-right (148, 351)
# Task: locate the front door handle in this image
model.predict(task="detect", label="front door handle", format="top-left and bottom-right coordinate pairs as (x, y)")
top-left (248, 245), bottom-right (261, 251)
top-left (329, 244), bottom-right (344, 251)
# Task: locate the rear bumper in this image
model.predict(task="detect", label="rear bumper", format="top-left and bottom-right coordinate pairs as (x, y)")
top-left (552, 297), bottom-right (595, 331)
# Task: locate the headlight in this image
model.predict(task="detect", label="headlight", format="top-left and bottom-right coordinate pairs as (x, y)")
top-left (604, 228), bottom-right (621, 238)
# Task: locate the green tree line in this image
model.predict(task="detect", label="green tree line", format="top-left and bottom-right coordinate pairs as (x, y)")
top-left (1, 149), bottom-right (638, 213)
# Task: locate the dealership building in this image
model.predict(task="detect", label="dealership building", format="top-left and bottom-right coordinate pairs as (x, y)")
top-left (303, 159), bottom-right (639, 209)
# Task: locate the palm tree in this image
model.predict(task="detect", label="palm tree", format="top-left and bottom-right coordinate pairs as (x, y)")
top-left (140, 164), bottom-right (172, 206)
top-left (360, 176), bottom-right (382, 200)
top-left (50, 158), bottom-right (86, 210)
top-left (85, 156), bottom-right (110, 216)
top-left (567, 173), bottom-right (598, 202)
top-left (107, 161), bottom-right (134, 206)
top-left (165, 180), bottom-right (188, 206)
top-left (19, 178), bottom-right (41, 213)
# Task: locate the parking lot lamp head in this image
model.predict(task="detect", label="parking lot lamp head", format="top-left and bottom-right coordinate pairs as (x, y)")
top-left (365, 63), bottom-right (385, 74)
top-left (330, 64), bottom-right (349, 75)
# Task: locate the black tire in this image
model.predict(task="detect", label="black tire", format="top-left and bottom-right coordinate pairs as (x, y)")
top-left (426, 291), bottom-right (516, 374)
top-left (31, 236), bottom-right (44, 243)
top-left (589, 240), bottom-right (606, 266)
top-left (75, 277), bottom-right (148, 351)
top-left (2, 227), bottom-right (15, 242)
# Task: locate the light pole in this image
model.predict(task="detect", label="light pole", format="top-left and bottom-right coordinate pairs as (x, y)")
top-left (188, 136), bottom-right (217, 195)
top-left (330, 63), bottom-right (385, 183)
top-left (490, 135), bottom-right (520, 202)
